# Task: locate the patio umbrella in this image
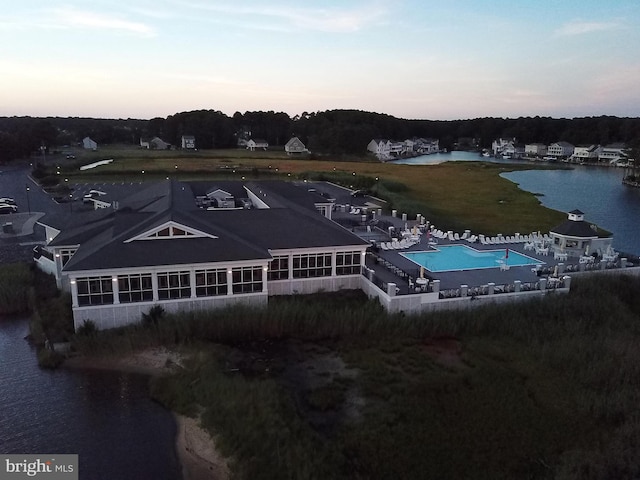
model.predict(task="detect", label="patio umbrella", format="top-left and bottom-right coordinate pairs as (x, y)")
top-left (505, 248), bottom-right (509, 259)
top-left (420, 266), bottom-right (424, 278)
top-left (585, 244), bottom-right (590, 256)
top-left (553, 265), bottom-right (559, 277)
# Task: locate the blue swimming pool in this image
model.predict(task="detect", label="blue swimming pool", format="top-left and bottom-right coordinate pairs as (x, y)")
top-left (401, 245), bottom-right (543, 273)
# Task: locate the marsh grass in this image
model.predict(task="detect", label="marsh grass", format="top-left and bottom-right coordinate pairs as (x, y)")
top-left (52, 147), bottom-right (566, 234)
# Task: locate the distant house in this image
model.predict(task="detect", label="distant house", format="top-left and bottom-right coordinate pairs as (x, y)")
top-left (82, 137), bottom-right (97, 150)
top-left (415, 138), bottom-right (439, 154)
top-left (570, 145), bottom-right (601, 163)
top-left (367, 139), bottom-right (392, 160)
top-left (491, 138), bottom-right (516, 156)
top-left (598, 143), bottom-right (627, 165)
top-left (181, 135), bottom-right (196, 150)
top-left (284, 137), bottom-right (308, 154)
top-left (547, 141), bottom-right (574, 159)
top-left (141, 137), bottom-right (171, 150)
top-left (525, 143), bottom-right (548, 157)
top-left (246, 139), bottom-right (269, 151)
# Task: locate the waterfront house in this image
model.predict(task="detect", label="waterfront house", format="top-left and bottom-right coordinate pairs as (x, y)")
top-left (415, 138), bottom-right (439, 154)
top-left (570, 145), bottom-right (602, 163)
top-left (525, 143), bottom-right (548, 158)
top-left (36, 180), bottom-right (369, 331)
top-left (547, 142), bottom-right (574, 159)
top-left (598, 143), bottom-right (627, 165)
top-left (367, 139), bottom-right (391, 159)
top-left (491, 138), bottom-right (516, 156)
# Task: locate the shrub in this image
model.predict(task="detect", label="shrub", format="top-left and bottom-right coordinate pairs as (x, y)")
top-left (142, 305), bottom-right (166, 326)
top-left (76, 319), bottom-right (97, 336)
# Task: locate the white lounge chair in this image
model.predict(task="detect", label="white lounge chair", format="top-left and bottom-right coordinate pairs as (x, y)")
top-left (454, 232), bottom-right (460, 241)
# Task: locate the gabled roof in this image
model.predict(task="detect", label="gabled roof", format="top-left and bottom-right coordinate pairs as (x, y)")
top-left (285, 136), bottom-right (304, 147)
top-left (47, 179), bottom-right (366, 273)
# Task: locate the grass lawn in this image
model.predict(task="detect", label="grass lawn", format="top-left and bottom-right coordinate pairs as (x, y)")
top-left (52, 147), bottom-right (567, 235)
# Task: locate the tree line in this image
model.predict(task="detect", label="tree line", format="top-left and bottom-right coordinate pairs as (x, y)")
top-left (0, 110), bottom-right (639, 163)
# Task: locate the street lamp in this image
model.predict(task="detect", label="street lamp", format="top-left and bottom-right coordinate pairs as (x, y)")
top-left (25, 184), bottom-right (31, 214)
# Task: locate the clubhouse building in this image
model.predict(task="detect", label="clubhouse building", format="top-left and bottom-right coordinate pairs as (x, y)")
top-left (37, 180), bottom-right (369, 330)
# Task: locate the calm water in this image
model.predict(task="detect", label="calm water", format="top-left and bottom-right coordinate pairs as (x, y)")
top-left (501, 166), bottom-right (640, 255)
top-left (398, 152), bottom-right (640, 256)
top-left (402, 245), bottom-right (540, 273)
top-left (0, 317), bottom-right (181, 479)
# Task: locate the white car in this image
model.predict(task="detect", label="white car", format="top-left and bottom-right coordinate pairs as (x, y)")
top-left (0, 197), bottom-right (16, 205)
top-left (0, 203), bottom-right (17, 214)
top-left (83, 190), bottom-right (107, 203)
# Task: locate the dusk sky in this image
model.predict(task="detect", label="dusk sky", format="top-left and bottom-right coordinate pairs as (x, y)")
top-left (1, 0), bottom-right (639, 121)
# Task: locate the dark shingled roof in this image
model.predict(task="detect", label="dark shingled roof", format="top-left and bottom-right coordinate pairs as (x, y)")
top-left (49, 179), bottom-right (367, 273)
top-left (550, 219), bottom-right (600, 238)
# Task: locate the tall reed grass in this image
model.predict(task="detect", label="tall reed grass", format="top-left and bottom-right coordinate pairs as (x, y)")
top-left (74, 275), bottom-right (640, 479)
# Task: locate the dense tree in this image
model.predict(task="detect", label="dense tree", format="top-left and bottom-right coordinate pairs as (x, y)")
top-left (0, 111), bottom-right (638, 162)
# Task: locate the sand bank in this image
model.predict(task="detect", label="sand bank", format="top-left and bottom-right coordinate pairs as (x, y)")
top-left (64, 347), bottom-right (230, 480)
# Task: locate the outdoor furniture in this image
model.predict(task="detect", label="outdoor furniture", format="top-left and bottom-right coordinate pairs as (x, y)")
top-left (415, 277), bottom-right (428, 291)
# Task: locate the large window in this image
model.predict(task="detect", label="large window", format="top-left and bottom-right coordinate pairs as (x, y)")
top-left (157, 271), bottom-right (191, 300)
top-left (118, 273), bottom-right (153, 303)
top-left (76, 276), bottom-right (113, 306)
top-left (292, 253), bottom-right (332, 278)
top-left (232, 266), bottom-right (263, 294)
top-left (268, 256), bottom-right (289, 280)
top-left (336, 251), bottom-right (362, 275)
top-left (195, 269), bottom-right (227, 297)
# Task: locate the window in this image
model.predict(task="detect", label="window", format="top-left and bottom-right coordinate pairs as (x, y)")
top-left (118, 273), bottom-right (153, 303)
top-left (60, 249), bottom-right (77, 267)
top-left (157, 271), bottom-right (191, 299)
top-left (148, 225), bottom-right (196, 238)
top-left (76, 276), bottom-right (113, 306)
top-left (336, 251), bottom-right (362, 275)
top-left (195, 268), bottom-right (227, 297)
top-left (232, 266), bottom-right (263, 294)
top-left (268, 256), bottom-right (289, 280)
top-left (292, 253), bottom-right (332, 278)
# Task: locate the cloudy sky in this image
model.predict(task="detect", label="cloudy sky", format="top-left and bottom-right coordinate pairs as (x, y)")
top-left (1, 0), bottom-right (638, 120)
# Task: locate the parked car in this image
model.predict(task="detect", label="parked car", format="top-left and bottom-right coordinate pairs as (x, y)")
top-left (83, 189), bottom-right (107, 203)
top-left (0, 197), bottom-right (16, 205)
top-left (0, 204), bottom-right (18, 214)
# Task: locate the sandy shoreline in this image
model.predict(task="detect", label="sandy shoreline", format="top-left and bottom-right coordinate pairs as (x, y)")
top-left (63, 347), bottom-right (230, 480)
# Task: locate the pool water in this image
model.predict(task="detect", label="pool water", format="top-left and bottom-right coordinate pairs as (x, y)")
top-left (401, 245), bottom-right (543, 273)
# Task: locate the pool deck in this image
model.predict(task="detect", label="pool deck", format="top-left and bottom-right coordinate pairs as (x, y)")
top-left (371, 234), bottom-right (550, 290)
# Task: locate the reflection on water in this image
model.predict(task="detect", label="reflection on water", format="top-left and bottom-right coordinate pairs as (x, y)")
top-left (0, 317), bottom-right (181, 480)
